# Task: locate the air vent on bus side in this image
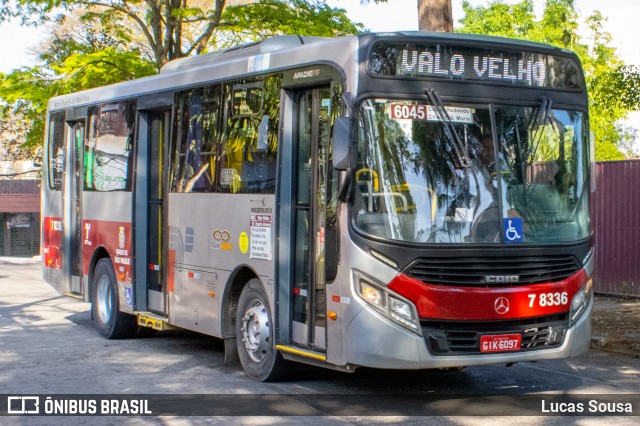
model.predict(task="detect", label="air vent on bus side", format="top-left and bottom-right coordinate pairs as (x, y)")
top-left (403, 255), bottom-right (580, 286)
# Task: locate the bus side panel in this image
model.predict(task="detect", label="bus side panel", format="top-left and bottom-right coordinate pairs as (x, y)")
top-left (81, 191), bottom-right (133, 310)
top-left (167, 193), bottom-right (276, 337)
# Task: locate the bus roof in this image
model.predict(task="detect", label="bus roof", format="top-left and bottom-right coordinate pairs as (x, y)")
top-left (47, 32), bottom-right (579, 111)
top-left (47, 34), bottom-right (357, 111)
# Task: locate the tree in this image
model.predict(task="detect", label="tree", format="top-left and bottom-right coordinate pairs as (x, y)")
top-left (616, 124), bottom-right (639, 157)
top-left (417, 0), bottom-right (452, 31)
top-left (361, 0), bottom-right (453, 32)
top-left (458, 0), bottom-right (640, 160)
top-left (0, 0), bottom-right (228, 71)
top-left (1, 1), bottom-right (361, 71)
top-left (0, 11), bottom-right (157, 161)
top-left (0, 1), bottom-right (362, 161)
top-left (0, 101), bottom-right (37, 162)
top-left (220, 0), bottom-right (363, 45)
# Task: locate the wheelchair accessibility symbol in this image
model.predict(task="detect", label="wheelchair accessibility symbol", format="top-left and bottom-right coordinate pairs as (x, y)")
top-left (124, 287), bottom-right (133, 307)
top-left (503, 218), bottom-right (524, 243)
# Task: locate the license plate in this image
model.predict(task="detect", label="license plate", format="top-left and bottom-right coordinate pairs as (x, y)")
top-left (480, 334), bottom-right (522, 353)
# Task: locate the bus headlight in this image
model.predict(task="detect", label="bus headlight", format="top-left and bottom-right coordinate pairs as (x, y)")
top-left (569, 278), bottom-right (593, 327)
top-left (360, 282), bottom-right (383, 307)
top-left (389, 297), bottom-right (417, 329)
top-left (355, 274), bottom-right (420, 334)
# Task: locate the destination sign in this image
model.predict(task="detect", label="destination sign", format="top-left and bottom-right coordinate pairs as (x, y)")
top-left (368, 42), bottom-right (583, 89)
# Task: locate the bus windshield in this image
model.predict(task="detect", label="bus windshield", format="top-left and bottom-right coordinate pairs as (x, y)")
top-left (354, 99), bottom-right (590, 244)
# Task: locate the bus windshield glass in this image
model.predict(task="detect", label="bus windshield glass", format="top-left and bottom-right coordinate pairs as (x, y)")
top-left (354, 99), bottom-right (590, 244)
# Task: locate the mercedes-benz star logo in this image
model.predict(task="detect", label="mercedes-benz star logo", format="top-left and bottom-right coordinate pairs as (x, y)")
top-left (494, 297), bottom-right (510, 315)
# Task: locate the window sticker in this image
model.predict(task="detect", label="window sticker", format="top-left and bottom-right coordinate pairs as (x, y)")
top-left (504, 218), bottom-right (524, 243)
top-left (250, 211), bottom-right (272, 260)
top-left (389, 103), bottom-right (473, 123)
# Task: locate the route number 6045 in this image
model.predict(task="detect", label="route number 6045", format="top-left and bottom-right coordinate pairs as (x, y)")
top-left (528, 292), bottom-right (568, 308)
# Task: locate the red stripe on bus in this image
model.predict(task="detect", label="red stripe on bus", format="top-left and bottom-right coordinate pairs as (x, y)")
top-left (81, 220), bottom-right (132, 283)
top-left (387, 269), bottom-right (588, 321)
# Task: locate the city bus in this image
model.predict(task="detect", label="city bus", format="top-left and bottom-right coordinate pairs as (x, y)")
top-left (42, 32), bottom-right (594, 381)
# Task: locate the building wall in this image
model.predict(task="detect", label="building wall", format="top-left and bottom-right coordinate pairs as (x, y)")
top-left (593, 160), bottom-right (640, 297)
top-left (0, 179), bottom-right (41, 257)
top-left (0, 213), bottom-right (40, 257)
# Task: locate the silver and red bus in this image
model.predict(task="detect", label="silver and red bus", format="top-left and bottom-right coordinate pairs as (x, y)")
top-left (42, 32), bottom-right (594, 381)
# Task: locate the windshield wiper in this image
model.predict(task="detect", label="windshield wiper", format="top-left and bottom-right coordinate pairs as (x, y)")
top-left (425, 89), bottom-right (471, 169)
top-left (536, 97), bottom-right (553, 126)
top-left (528, 97), bottom-right (554, 161)
top-left (519, 97), bottom-right (556, 204)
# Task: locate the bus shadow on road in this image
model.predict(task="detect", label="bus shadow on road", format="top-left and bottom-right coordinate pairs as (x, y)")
top-left (280, 361), bottom-right (587, 394)
top-left (62, 310), bottom-right (589, 395)
top-left (65, 310), bottom-right (92, 327)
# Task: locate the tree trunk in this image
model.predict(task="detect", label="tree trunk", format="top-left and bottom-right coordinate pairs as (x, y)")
top-left (418, 0), bottom-right (453, 32)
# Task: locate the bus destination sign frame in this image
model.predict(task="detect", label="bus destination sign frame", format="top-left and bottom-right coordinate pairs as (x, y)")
top-left (368, 41), bottom-right (584, 90)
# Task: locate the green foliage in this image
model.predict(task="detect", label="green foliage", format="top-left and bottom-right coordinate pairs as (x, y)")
top-left (459, 0), bottom-right (536, 38)
top-left (2, 0), bottom-right (361, 69)
top-left (594, 138), bottom-right (625, 161)
top-left (0, 44), bottom-right (155, 157)
top-left (52, 48), bottom-right (157, 91)
top-left (0, 0), bottom-right (362, 161)
top-left (222, 0), bottom-right (363, 42)
top-left (458, 0), bottom-right (640, 161)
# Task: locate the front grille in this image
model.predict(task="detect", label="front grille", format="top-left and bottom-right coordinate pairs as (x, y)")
top-left (404, 255), bottom-right (580, 286)
top-left (422, 314), bottom-right (568, 356)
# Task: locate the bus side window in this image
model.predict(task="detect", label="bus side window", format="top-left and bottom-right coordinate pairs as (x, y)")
top-left (47, 112), bottom-right (66, 191)
top-left (171, 85), bottom-right (222, 193)
top-left (84, 101), bottom-right (136, 192)
top-left (219, 76), bottom-right (280, 194)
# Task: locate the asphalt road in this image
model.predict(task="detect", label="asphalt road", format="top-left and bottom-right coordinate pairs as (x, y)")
top-left (1, 258), bottom-right (638, 425)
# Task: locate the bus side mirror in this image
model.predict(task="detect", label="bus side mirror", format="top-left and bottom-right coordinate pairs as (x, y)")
top-left (333, 117), bottom-right (352, 171)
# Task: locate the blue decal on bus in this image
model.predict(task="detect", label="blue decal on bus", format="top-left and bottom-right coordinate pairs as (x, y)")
top-left (504, 218), bottom-right (524, 243)
top-left (125, 287), bottom-right (133, 306)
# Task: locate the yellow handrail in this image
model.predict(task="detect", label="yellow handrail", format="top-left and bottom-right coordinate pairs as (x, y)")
top-left (355, 168), bottom-right (379, 192)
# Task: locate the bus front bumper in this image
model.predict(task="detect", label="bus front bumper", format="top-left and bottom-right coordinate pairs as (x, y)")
top-left (345, 296), bottom-right (592, 370)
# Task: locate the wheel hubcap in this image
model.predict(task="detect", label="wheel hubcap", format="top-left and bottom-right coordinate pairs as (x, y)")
top-left (96, 275), bottom-right (112, 324)
top-left (240, 299), bottom-right (270, 362)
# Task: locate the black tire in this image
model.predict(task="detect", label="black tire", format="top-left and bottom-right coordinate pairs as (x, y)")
top-left (236, 279), bottom-right (288, 381)
top-left (91, 258), bottom-right (136, 339)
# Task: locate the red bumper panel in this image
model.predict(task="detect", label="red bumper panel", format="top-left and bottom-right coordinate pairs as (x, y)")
top-left (387, 269), bottom-right (588, 321)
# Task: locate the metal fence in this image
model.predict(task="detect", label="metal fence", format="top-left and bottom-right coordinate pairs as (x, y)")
top-left (593, 160), bottom-right (640, 297)
top-left (0, 212), bottom-right (41, 257)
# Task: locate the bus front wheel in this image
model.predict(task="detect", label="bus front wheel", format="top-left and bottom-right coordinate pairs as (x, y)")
top-left (236, 279), bottom-right (287, 381)
top-left (91, 258), bottom-right (135, 339)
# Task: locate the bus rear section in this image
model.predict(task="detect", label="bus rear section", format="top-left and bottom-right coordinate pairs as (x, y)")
top-left (42, 102), bottom-right (138, 337)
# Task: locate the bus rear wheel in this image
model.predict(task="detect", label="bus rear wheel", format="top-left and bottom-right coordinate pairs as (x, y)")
top-left (91, 258), bottom-right (135, 339)
top-left (236, 279), bottom-right (287, 381)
